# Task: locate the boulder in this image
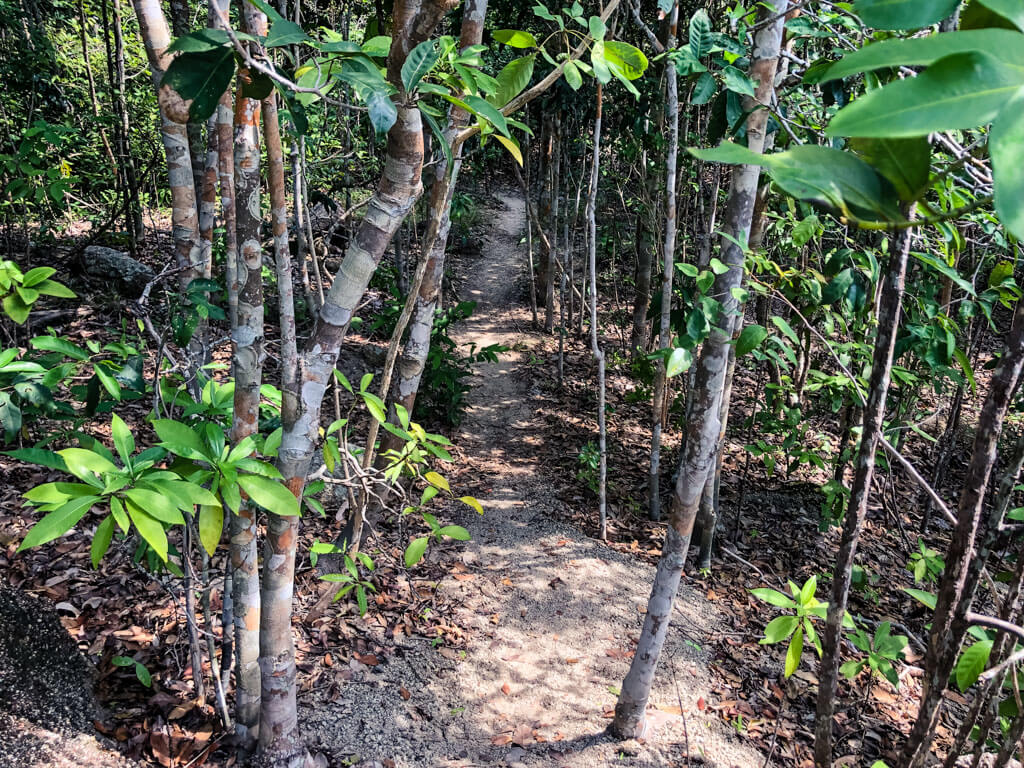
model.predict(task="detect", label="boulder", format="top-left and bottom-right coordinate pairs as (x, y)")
top-left (82, 245), bottom-right (155, 297)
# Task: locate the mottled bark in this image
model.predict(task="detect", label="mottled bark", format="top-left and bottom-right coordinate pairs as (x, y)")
top-left (226, 1), bottom-right (267, 751)
top-left (898, 300), bottom-right (1024, 768)
top-left (264, 2), bottom-right (457, 760)
top-left (630, 212), bottom-right (653, 353)
top-left (588, 84), bottom-right (607, 540)
top-left (130, 0), bottom-right (204, 391)
top-left (613, 0), bottom-right (787, 738)
top-left (647, 0), bottom-right (679, 523)
top-left (111, 0), bottom-right (144, 244)
top-left (378, 0), bottom-right (487, 462)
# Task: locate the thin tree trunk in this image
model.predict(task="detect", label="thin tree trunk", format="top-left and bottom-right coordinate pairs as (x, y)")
top-left (266, 3), bottom-right (456, 760)
top-left (130, 0), bottom-right (201, 349)
top-left (813, 221), bottom-right (913, 765)
top-left (112, 0), bottom-right (144, 244)
top-left (648, 0), bottom-right (679, 523)
top-left (78, 0), bottom-right (117, 169)
top-left (612, 0), bottom-right (787, 738)
top-left (546, 111), bottom-right (561, 334)
top-left (225, 0), bottom-right (267, 750)
top-left (587, 83), bottom-right (607, 540)
top-left (525, 128), bottom-right (538, 327)
top-left (378, 0), bottom-right (486, 460)
top-left (898, 300), bottom-right (1024, 767)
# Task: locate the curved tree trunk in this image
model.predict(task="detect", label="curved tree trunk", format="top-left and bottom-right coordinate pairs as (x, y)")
top-left (379, 0), bottom-right (488, 462)
top-left (263, 2), bottom-right (457, 761)
top-left (587, 83), bottom-right (607, 540)
top-left (612, 0), bottom-right (787, 738)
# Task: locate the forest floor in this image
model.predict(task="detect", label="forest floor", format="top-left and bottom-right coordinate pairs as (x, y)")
top-left (301, 190), bottom-right (764, 768)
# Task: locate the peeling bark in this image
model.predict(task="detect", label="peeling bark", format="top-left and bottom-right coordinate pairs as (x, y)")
top-left (227, 1), bottom-right (268, 751)
top-left (612, 0), bottom-right (787, 738)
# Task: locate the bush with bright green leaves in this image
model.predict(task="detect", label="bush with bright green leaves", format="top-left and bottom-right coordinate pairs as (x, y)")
top-left (840, 621), bottom-right (909, 689)
top-left (0, 260), bottom-right (75, 325)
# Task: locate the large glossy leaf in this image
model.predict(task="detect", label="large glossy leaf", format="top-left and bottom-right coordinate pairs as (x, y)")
top-left (265, 19), bottom-right (311, 48)
top-left (125, 501), bottom-right (168, 561)
top-left (493, 29), bottom-right (538, 49)
top-left (955, 640), bottom-right (993, 691)
top-left (690, 142), bottom-right (902, 223)
top-left (463, 94), bottom-right (510, 137)
top-left (488, 55), bottom-right (535, 108)
top-left (402, 39), bottom-right (438, 92)
top-left (689, 9), bottom-right (713, 59)
top-left (198, 504), bottom-right (223, 556)
top-left (237, 474), bottom-right (300, 516)
top-left (153, 419), bottom-right (207, 459)
top-left (978, 0), bottom-right (1024, 31)
top-left (162, 48), bottom-right (236, 122)
top-left (853, 0), bottom-right (960, 29)
top-left (18, 495), bottom-right (98, 551)
top-left (57, 447), bottom-right (118, 480)
top-left (989, 94), bottom-right (1024, 240)
top-left (851, 137), bottom-right (930, 202)
top-left (812, 29), bottom-right (1024, 84)
top-left (828, 52), bottom-right (1024, 138)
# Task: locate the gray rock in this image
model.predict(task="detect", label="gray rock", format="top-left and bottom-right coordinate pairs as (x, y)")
top-left (82, 245), bottom-right (155, 296)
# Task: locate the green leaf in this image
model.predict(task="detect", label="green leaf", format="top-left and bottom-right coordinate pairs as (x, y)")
top-left (813, 29), bottom-right (1024, 84)
top-left (167, 28), bottom-right (232, 53)
top-left (404, 536), bottom-right (429, 567)
top-left (402, 39), bottom-right (438, 92)
top-left (828, 52), bottom-right (1024, 139)
top-left (199, 504), bottom-right (223, 556)
top-left (153, 419), bottom-right (207, 459)
top-left (771, 316), bottom-right (800, 346)
top-left (425, 471), bottom-right (450, 492)
top-left (135, 662), bottom-right (152, 687)
top-left (588, 15), bottom-right (606, 40)
top-left (124, 488), bottom-right (185, 525)
top-left (237, 474), bottom-right (300, 516)
top-left (4, 448), bottom-right (68, 473)
top-left (21, 266), bottom-right (55, 287)
top-left (563, 59), bottom-right (583, 90)
top-left (57, 447), bottom-right (118, 480)
top-left (90, 514), bottom-right (115, 568)
top-left (33, 279), bottom-right (75, 298)
top-left (665, 347), bottom-right (693, 378)
top-left (494, 135), bottom-right (524, 166)
top-left (799, 575), bottom-right (818, 604)
top-left (990, 94), bottom-right (1024, 241)
top-left (125, 501), bottom-right (168, 561)
top-left (438, 524), bottom-right (471, 541)
top-left (18, 495), bottom-right (98, 551)
top-left (722, 66), bottom-right (756, 98)
top-left (489, 55), bottom-right (536, 109)
top-left (265, 19), bottom-right (311, 48)
top-left (978, 0), bottom-right (1024, 31)
top-left (162, 48), bottom-right (236, 122)
top-left (3, 294), bottom-right (30, 324)
top-left (903, 587), bottom-right (937, 609)
top-left (29, 335), bottom-right (89, 360)
top-left (785, 626), bottom-right (804, 677)
top-left (853, 0), bottom-right (960, 29)
top-left (361, 35), bottom-right (392, 57)
top-left (851, 137), bottom-right (930, 202)
top-left (93, 364), bottom-right (121, 401)
top-left (955, 640), bottom-right (993, 691)
top-left (840, 659), bottom-right (865, 679)
top-left (954, 347), bottom-right (977, 394)
top-left (689, 9), bottom-right (713, 59)
top-left (459, 495), bottom-right (484, 514)
top-left (690, 142), bottom-right (902, 223)
top-left (735, 324), bottom-right (768, 357)
top-left (603, 41), bottom-right (649, 80)
top-left (493, 29), bottom-right (538, 49)
top-left (463, 94), bottom-right (510, 137)
top-left (110, 414), bottom-right (135, 466)
top-left (690, 72), bottom-right (716, 105)
top-left (762, 615), bottom-right (799, 644)
top-left (751, 587), bottom-right (797, 609)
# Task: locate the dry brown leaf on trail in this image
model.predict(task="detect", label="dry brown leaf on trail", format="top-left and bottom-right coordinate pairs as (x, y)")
top-left (512, 724), bottom-right (533, 745)
top-left (353, 653), bottom-right (379, 666)
top-left (697, 696), bottom-right (706, 711)
top-left (565, 657), bottom-right (579, 664)
top-left (491, 733), bottom-right (512, 746)
top-left (323, 653), bottom-right (333, 667)
top-left (399, 685), bottom-right (411, 700)
top-left (453, 573), bottom-right (474, 581)
top-left (501, 682), bottom-right (511, 695)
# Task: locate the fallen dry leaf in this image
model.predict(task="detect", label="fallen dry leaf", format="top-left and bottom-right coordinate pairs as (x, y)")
top-left (491, 733), bottom-right (512, 746)
top-left (399, 686), bottom-right (411, 700)
top-left (501, 682), bottom-right (511, 695)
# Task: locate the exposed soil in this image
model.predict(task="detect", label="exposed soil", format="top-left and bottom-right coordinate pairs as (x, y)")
top-left (301, 191), bottom-right (763, 768)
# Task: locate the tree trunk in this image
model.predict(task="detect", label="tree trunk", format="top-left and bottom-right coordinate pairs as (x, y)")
top-left (812, 222), bottom-right (913, 767)
top-left (111, 0), bottom-right (144, 245)
top-left (225, 0), bottom-right (268, 750)
top-left (587, 84), bottom-right (607, 539)
top-left (264, 2), bottom-right (456, 760)
top-left (647, 0), bottom-right (679, 523)
top-left (898, 299), bottom-right (1024, 767)
top-left (612, 0), bottom-right (787, 738)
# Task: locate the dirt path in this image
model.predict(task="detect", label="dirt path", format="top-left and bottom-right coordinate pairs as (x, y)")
top-left (303, 191), bottom-right (764, 768)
